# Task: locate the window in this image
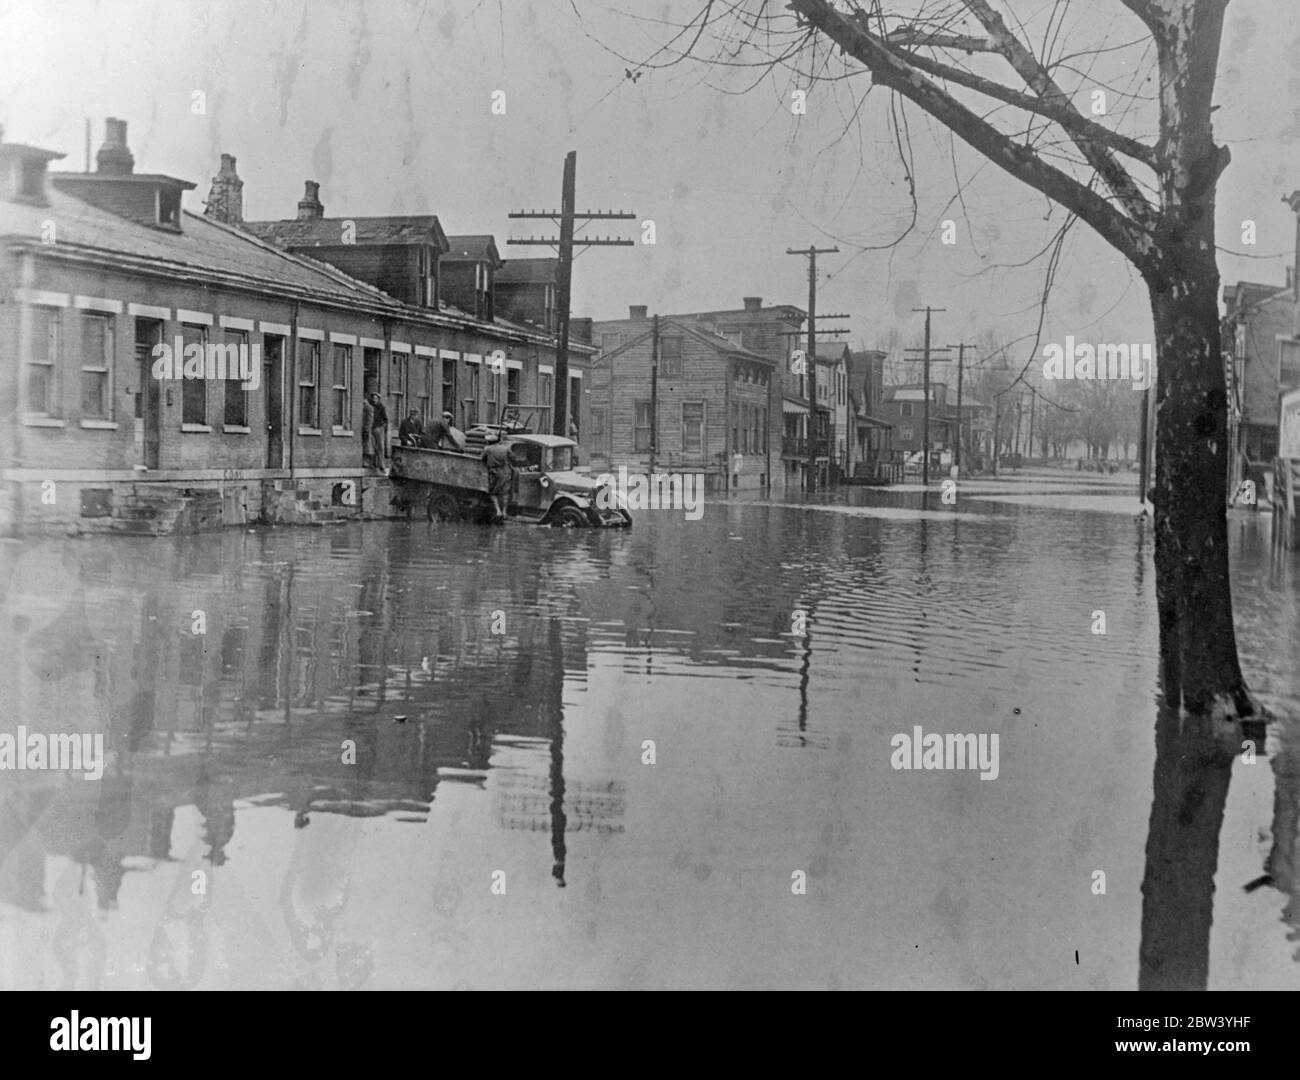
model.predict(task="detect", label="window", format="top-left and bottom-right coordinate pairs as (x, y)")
top-left (464, 362), bottom-right (479, 425)
top-left (332, 343), bottom-right (352, 429)
top-left (731, 404), bottom-right (739, 452)
top-left (27, 306), bottom-right (60, 415)
top-left (600, 332), bottom-right (622, 351)
top-left (298, 338), bottom-right (321, 429)
top-left (900, 426), bottom-right (913, 442)
top-left (634, 400), bottom-right (653, 452)
top-left (569, 376), bottom-right (581, 438)
top-left (682, 402), bottom-right (705, 456)
top-left (419, 246), bottom-right (437, 307)
top-left (414, 356), bottom-right (433, 422)
top-left (363, 347), bottom-right (381, 397)
top-left (486, 363), bottom-right (499, 423)
top-left (539, 371), bottom-right (552, 407)
top-left (389, 351), bottom-right (406, 421)
top-left (20, 160), bottom-right (44, 200)
top-left (224, 328), bottom-right (249, 428)
top-left (719, 325), bottom-right (744, 347)
top-left (591, 407), bottom-right (607, 439)
top-left (507, 367), bottom-right (520, 406)
top-left (660, 335), bottom-right (683, 376)
top-left (182, 323), bottom-right (207, 425)
top-left (900, 402), bottom-right (913, 418)
top-left (442, 359), bottom-right (455, 418)
top-left (159, 189), bottom-right (180, 228)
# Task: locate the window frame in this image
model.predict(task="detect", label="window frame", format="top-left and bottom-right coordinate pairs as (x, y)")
top-left (331, 342), bottom-right (352, 431)
top-left (223, 327), bottom-right (250, 429)
top-left (27, 304), bottom-right (62, 417)
top-left (682, 400), bottom-right (706, 456)
top-left (181, 323), bottom-right (209, 427)
top-left (633, 400), bottom-right (653, 452)
top-left (297, 336), bottom-right (322, 431)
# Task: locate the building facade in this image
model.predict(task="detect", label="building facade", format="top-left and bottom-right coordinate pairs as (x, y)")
top-left (586, 313), bottom-right (775, 492)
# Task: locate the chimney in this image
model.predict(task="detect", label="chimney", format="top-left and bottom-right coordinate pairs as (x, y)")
top-left (204, 153), bottom-right (243, 225)
top-left (96, 117), bottom-right (134, 176)
top-left (297, 179), bottom-right (324, 220)
top-left (743, 296), bottom-right (762, 312)
top-left (628, 304), bottom-right (648, 320)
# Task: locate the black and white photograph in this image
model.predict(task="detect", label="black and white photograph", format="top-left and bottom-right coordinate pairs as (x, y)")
top-left (0, 0), bottom-right (1297, 1019)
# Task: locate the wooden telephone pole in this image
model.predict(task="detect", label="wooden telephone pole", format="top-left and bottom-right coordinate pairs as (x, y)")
top-left (904, 306), bottom-right (948, 485)
top-left (786, 245), bottom-right (842, 491)
top-left (509, 151), bottom-right (634, 436)
top-left (945, 342), bottom-right (977, 471)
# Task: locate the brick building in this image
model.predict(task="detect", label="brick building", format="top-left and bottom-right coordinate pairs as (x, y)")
top-left (1, 119), bottom-right (593, 535)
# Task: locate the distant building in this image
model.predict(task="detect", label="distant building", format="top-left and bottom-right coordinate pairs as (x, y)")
top-left (587, 310), bottom-right (775, 492)
top-left (594, 297), bottom-right (805, 491)
top-left (1221, 278), bottom-right (1293, 471)
top-left (440, 234), bottom-right (502, 322)
top-left (880, 383), bottom-right (953, 461)
top-left (845, 349), bottom-right (900, 482)
top-left (496, 257), bottom-right (557, 332)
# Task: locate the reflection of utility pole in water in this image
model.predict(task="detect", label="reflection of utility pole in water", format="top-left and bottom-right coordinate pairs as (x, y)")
top-left (1138, 704), bottom-right (1236, 989)
top-left (547, 617), bottom-right (567, 888)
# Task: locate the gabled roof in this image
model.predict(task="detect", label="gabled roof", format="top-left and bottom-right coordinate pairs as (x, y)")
top-left (595, 318), bottom-right (773, 367)
top-left (1223, 280), bottom-right (1290, 313)
top-left (497, 257), bottom-right (557, 285)
top-left (0, 143), bottom-right (66, 162)
top-left (444, 234), bottom-right (502, 266)
top-left (245, 215), bottom-right (448, 250)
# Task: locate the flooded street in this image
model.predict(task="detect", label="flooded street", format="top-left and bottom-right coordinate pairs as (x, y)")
top-left (2, 473), bottom-right (1297, 990)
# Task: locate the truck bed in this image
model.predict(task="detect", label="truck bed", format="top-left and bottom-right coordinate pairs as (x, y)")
top-left (389, 445), bottom-right (488, 494)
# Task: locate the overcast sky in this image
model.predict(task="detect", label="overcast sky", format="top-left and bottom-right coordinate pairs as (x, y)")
top-left (2, 0), bottom-right (1296, 373)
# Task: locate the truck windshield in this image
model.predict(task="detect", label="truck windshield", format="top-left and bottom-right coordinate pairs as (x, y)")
top-left (548, 447), bottom-right (574, 471)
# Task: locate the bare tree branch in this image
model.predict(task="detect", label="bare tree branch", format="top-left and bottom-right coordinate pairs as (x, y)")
top-left (787, 0), bottom-right (1156, 272)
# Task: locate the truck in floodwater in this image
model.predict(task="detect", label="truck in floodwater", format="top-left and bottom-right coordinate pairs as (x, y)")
top-left (389, 433), bottom-right (633, 528)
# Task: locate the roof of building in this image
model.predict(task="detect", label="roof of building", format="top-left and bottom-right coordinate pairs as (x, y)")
top-left (3, 185), bottom-right (589, 351)
top-left (244, 215), bottom-right (447, 249)
top-left (443, 234), bottom-right (502, 265)
top-left (595, 318), bottom-right (774, 367)
top-left (497, 258), bottom-right (557, 285)
top-left (53, 171), bottom-right (196, 190)
top-left (1224, 280), bottom-right (1290, 313)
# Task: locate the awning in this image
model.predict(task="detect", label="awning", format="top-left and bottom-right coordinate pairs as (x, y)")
top-left (782, 397), bottom-right (809, 416)
top-left (856, 415), bottom-right (893, 430)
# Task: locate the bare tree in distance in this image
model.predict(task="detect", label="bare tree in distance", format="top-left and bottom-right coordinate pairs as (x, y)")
top-left (600, 0), bottom-right (1261, 721)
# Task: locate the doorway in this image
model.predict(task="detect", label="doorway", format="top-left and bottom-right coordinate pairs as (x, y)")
top-left (133, 318), bottom-right (162, 470)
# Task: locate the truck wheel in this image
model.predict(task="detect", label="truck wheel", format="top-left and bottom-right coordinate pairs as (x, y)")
top-left (430, 493), bottom-right (460, 522)
top-left (550, 506), bottom-right (587, 528)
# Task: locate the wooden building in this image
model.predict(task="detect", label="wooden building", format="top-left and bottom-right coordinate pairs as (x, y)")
top-left (586, 311), bottom-right (775, 492)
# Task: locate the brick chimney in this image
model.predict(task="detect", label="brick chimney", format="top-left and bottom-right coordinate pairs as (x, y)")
top-left (743, 296), bottom-right (762, 312)
top-left (298, 179), bottom-right (324, 220)
top-left (629, 304), bottom-right (648, 320)
top-left (96, 117), bottom-right (134, 176)
top-left (204, 153), bottom-right (243, 225)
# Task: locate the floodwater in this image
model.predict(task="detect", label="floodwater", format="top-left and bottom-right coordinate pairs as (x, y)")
top-left (1, 471), bottom-right (1296, 990)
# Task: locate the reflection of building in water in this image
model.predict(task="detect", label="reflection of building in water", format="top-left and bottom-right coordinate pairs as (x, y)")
top-left (494, 774), bottom-right (626, 836)
top-left (0, 529), bottom-right (595, 913)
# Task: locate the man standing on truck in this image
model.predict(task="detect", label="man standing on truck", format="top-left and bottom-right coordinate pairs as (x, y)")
top-left (481, 433), bottom-right (513, 525)
top-left (423, 410), bottom-right (465, 451)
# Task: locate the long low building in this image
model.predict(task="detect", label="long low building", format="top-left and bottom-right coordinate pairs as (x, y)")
top-left (0, 120), bottom-right (593, 534)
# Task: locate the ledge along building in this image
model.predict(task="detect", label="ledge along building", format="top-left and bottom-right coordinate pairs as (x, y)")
top-left (0, 119), bottom-right (594, 535)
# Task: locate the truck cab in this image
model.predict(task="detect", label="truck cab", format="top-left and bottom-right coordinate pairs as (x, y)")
top-left (505, 434), bottom-right (629, 528)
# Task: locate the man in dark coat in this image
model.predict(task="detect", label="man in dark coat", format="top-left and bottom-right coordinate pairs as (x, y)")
top-left (398, 409), bottom-right (424, 447)
top-left (481, 434), bottom-right (513, 524)
top-left (369, 394), bottom-right (389, 467)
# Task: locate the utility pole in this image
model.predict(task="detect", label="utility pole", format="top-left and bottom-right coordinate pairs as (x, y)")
top-left (649, 314), bottom-right (659, 475)
top-left (786, 245), bottom-right (840, 491)
top-left (945, 343), bottom-right (977, 472)
top-left (509, 152), bottom-right (635, 437)
top-left (904, 307), bottom-right (948, 485)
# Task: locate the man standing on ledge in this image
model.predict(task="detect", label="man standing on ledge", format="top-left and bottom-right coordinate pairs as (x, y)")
top-left (369, 393), bottom-right (389, 469)
top-left (481, 433), bottom-right (513, 525)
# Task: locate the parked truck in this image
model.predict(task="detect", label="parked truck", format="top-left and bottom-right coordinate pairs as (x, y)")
top-left (389, 433), bottom-right (632, 528)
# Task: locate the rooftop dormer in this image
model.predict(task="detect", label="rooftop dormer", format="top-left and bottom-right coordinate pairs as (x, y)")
top-left (0, 125), bottom-right (66, 207)
top-left (50, 118), bottom-right (196, 232)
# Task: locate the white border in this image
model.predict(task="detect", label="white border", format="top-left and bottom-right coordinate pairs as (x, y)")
top-left (16, 289), bottom-right (70, 307)
top-left (74, 296), bottom-right (124, 314)
top-left (390, 341), bottom-right (412, 354)
top-left (360, 337), bottom-right (386, 350)
top-left (297, 327), bottom-right (325, 341)
top-left (177, 309), bottom-right (213, 326)
top-left (128, 303), bottom-right (171, 320)
top-left (330, 332), bottom-right (358, 345)
top-left (260, 322), bottom-right (291, 336)
top-left (219, 315), bottom-right (256, 331)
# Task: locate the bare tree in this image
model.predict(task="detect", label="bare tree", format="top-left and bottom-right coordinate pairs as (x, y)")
top-left (606, 0), bottom-right (1258, 720)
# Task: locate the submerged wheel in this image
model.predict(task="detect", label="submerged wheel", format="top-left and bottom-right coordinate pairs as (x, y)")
top-left (550, 505), bottom-right (588, 529)
top-left (429, 493), bottom-right (461, 522)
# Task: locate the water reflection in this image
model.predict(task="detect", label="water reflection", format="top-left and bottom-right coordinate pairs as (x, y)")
top-left (0, 482), bottom-right (1297, 988)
